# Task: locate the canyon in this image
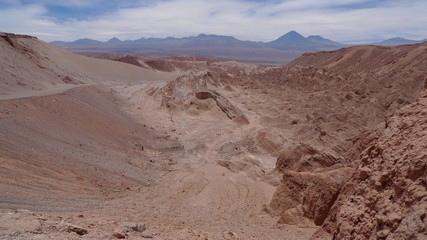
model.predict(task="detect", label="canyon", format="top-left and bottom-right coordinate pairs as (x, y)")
top-left (0, 32), bottom-right (426, 239)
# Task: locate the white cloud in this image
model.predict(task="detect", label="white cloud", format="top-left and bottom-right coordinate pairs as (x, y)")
top-left (0, 5), bottom-right (54, 35)
top-left (1, 0), bottom-right (426, 42)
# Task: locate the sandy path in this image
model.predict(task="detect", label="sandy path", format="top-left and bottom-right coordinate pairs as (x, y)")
top-left (0, 83), bottom-right (92, 100)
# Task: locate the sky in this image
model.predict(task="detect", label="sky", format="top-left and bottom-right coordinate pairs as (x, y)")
top-left (0, 0), bottom-right (426, 43)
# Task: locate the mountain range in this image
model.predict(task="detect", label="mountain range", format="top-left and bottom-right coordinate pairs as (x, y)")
top-left (374, 37), bottom-right (427, 46)
top-left (51, 31), bottom-right (426, 64)
top-left (52, 31), bottom-right (345, 50)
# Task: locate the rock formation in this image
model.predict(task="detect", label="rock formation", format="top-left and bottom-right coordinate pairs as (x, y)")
top-left (317, 89), bottom-right (427, 239)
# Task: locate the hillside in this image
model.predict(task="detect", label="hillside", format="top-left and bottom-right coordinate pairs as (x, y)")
top-left (289, 43), bottom-right (427, 74)
top-left (0, 33), bottom-right (177, 98)
top-left (0, 32), bottom-right (183, 211)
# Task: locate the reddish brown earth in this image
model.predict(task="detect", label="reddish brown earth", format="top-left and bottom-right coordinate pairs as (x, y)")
top-left (0, 32), bottom-right (426, 239)
top-left (316, 89), bottom-right (427, 240)
top-left (79, 52), bottom-right (223, 72)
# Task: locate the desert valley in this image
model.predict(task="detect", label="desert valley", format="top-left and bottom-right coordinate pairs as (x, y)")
top-left (0, 30), bottom-right (426, 240)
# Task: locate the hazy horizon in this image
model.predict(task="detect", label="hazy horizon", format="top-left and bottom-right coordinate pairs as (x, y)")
top-left (1, 0), bottom-right (426, 43)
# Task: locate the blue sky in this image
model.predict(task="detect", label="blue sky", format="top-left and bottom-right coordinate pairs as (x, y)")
top-left (0, 0), bottom-right (426, 43)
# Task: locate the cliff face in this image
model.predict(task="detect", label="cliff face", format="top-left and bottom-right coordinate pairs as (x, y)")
top-left (318, 89), bottom-right (427, 239)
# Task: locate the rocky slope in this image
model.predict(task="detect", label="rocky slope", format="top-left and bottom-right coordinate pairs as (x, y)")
top-left (258, 43), bottom-right (426, 239)
top-left (316, 89), bottom-right (427, 239)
